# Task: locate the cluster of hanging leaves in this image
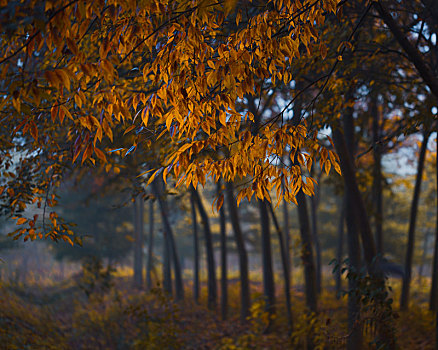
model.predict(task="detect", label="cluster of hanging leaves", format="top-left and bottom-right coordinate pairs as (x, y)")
top-left (0, 0), bottom-right (342, 242)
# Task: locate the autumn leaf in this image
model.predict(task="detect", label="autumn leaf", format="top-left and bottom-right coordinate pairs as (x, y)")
top-left (16, 217), bottom-right (27, 225)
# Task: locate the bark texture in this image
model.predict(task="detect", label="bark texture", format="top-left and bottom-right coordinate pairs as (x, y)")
top-left (400, 131), bottom-right (430, 310)
top-left (218, 181), bottom-right (228, 320)
top-left (146, 199), bottom-right (154, 290)
top-left (190, 189), bottom-right (200, 303)
top-left (133, 194), bottom-right (144, 288)
top-left (268, 201), bottom-right (293, 330)
top-left (226, 181), bottom-right (250, 320)
top-left (259, 199), bottom-right (276, 316)
top-left (152, 179), bottom-right (184, 300)
top-left (191, 186), bottom-right (217, 309)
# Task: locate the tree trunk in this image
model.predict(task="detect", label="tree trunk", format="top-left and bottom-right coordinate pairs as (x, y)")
top-left (291, 81), bottom-right (318, 314)
top-left (431, 224), bottom-right (438, 309)
top-left (332, 128), bottom-right (378, 269)
top-left (162, 208), bottom-right (172, 295)
top-left (152, 179), bottom-right (184, 300)
top-left (190, 189), bottom-right (200, 303)
top-left (259, 199), bottom-right (276, 317)
top-left (401, 131), bottom-right (430, 310)
top-left (436, 307), bottom-right (438, 350)
top-left (335, 199), bottom-right (345, 298)
top-left (225, 181), bottom-right (250, 321)
top-left (344, 189), bottom-right (363, 350)
top-left (430, 127), bottom-right (438, 311)
top-left (191, 186), bottom-right (217, 309)
top-left (296, 189), bottom-right (318, 313)
top-left (146, 198), bottom-right (154, 290)
top-left (268, 201), bottom-right (293, 330)
top-left (310, 178), bottom-right (322, 295)
top-left (418, 231), bottom-right (430, 284)
top-left (133, 194), bottom-right (144, 288)
top-left (342, 103), bottom-right (363, 349)
top-left (218, 181), bottom-right (228, 320)
top-left (333, 124), bottom-right (396, 348)
top-left (246, 94), bottom-right (275, 316)
top-left (295, 189), bottom-right (318, 350)
top-left (282, 177), bottom-right (292, 286)
top-left (371, 96), bottom-right (384, 255)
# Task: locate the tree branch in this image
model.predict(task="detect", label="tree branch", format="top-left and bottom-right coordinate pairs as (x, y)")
top-left (375, 0), bottom-right (438, 99)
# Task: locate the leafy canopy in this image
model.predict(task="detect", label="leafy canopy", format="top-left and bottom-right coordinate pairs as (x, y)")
top-left (0, 0), bottom-right (341, 242)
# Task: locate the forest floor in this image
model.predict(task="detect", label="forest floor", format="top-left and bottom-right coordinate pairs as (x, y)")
top-left (0, 273), bottom-right (435, 349)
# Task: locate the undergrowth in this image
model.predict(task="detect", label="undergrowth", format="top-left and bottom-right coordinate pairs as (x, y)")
top-left (0, 268), bottom-right (435, 349)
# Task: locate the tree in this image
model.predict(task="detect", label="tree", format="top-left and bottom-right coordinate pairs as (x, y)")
top-left (218, 180), bottom-right (228, 320)
top-left (259, 198), bottom-right (276, 318)
top-left (133, 192), bottom-right (144, 288)
top-left (267, 200), bottom-right (293, 330)
top-left (335, 198), bottom-right (345, 297)
top-left (190, 187), bottom-right (200, 303)
top-left (309, 166), bottom-right (322, 294)
top-left (374, 1), bottom-right (438, 100)
top-left (146, 197), bottom-right (155, 290)
top-left (152, 178), bottom-right (184, 300)
top-left (191, 186), bottom-right (217, 309)
top-left (400, 130), bottom-right (431, 310)
top-left (225, 181), bottom-right (250, 321)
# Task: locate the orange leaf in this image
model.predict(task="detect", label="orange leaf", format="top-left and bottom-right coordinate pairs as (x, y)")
top-left (30, 121), bottom-right (38, 140)
top-left (51, 105), bottom-right (59, 122)
top-left (94, 147), bottom-right (107, 162)
top-left (216, 194), bottom-right (224, 211)
top-left (16, 217), bottom-right (27, 225)
top-left (60, 105), bottom-right (72, 122)
top-left (146, 169), bottom-right (160, 186)
top-left (55, 69), bottom-right (71, 91)
top-left (81, 143), bottom-right (92, 165)
top-left (124, 125), bottom-right (136, 135)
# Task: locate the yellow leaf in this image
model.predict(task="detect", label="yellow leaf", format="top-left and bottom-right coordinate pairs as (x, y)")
top-left (56, 69), bottom-right (71, 91)
top-left (124, 125), bottom-right (136, 135)
top-left (16, 217), bottom-right (27, 225)
top-left (102, 119), bottom-right (113, 142)
top-left (219, 111), bottom-right (226, 126)
top-left (81, 143), bottom-right (92, 165)
top-left (50, 106), bottom-right (58, 123)
top-left (236, 11), bottom-right (241, 26)
top-left (333, 160), bottom-right (341, 175)
top-left (94, 147), bottom-right (106, 162)
top-left (60, 105), bottom-right (72, 123)
top-left (66, 37), bottom-right (78, 55)
top-left (320, 43), bottom-right (327, 60)
top-left (324, 159), bottom-right (331, 175)
top-left (166, 114), bottom-right (173, 131)
top-left (146, 169), bottom-right (160, 186)
top-left (125, 234), bottom-right (135, 242)
top-left (99, 38), bottom-right (110, 59)
top-left (74, 94), bottom-right (83, 108)
top-left (63, 235), bottom-right (74, 246)
top-left (137, 168), bottom-right (153, 178)
top-left (142, 108), bottom-right (149, 126)
top-left (30, 121), bottom-right (38, 140)
top-left (163, 166), bottom-right (171, 185)
top-left (216, 194), bottom-right (224, 211)
top-left (45, 70), bottom-right (59, 88)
